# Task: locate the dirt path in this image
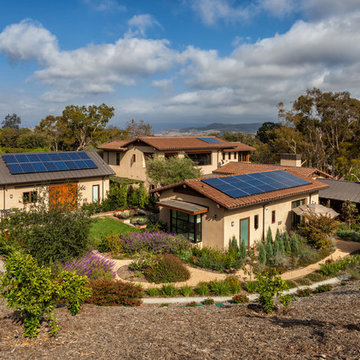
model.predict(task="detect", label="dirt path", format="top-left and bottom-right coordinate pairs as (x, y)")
top-left (107, 238), bottom-right (360, 288)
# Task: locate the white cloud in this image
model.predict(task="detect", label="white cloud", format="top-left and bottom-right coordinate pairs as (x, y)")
top-left (301, 0), bottom-right (360, 20)
top-left (126, 14), bottom-right (160, 38)
top-left (0, 20), bottom-right (182, 102)
top-left (82, 0), bottom-right (125, 12)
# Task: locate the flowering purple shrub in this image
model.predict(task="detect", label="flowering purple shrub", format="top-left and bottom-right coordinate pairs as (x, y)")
top-left (108, 232), bottom-right (191, 255)
top-left (60, 252), bottom-right (116, 280)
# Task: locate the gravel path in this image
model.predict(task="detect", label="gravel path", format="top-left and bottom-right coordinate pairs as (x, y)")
top-left (1, 280), bottom-right (359, 359)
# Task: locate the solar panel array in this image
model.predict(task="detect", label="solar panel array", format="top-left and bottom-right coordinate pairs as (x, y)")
top-left (202, 170), bottom-right (311, 199)
top-left (197, 137), bottom-right (221, 143)
top-left (2, 152), bottom-right (98, 175)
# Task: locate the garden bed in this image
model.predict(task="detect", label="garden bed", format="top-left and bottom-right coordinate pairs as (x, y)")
top-left (1, 281), bottom-right (359, 359)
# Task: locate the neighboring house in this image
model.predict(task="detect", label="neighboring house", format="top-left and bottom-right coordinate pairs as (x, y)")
top-left (152, 170), bottom-right (328, 250)
top-left (98, 136), bottom-right (256, 187)
top-left (214, 156), bottom-right (332, 180)
top-left (0, 151), bottom-right (114, 214)
top-left (318, 178), bottom-right (360, 213)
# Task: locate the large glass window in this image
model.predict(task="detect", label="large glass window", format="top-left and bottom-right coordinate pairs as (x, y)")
top-left (186, 152), bottom-right (211, 166)
top-left (170, 210), bottom-right (202, 243)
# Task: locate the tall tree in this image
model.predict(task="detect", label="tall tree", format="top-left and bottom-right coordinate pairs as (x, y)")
top-left (125, 119), bottom-right (153, 139)
top-left (39, 104), bottom-right (114, 151)
top-left (255, 122), bottom-right (281, 144)
top-left (279, 89), bottom-right (360, 174)
top-left (2, 113), bottom-right (21, 129)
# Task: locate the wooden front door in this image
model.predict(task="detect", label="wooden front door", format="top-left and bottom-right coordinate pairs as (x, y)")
top-left (49, 183), bottom-right (78, 210)
top-left (240, 217), bottom-right (250, 247)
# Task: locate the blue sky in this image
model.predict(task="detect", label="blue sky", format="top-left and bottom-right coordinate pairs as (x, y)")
top-left (1, 0), bottom-right (360, 130)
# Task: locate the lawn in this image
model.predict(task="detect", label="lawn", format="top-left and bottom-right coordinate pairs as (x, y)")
top-left (89, 216), bottom-right (137, 246)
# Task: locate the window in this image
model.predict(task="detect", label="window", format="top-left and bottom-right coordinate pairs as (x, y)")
top-left (165, 153), bottom-right (177, 159)
top-left (116, 153), bottom-right (121, 166)
top-left (254, 214), bottom-right (259, 229)
top-left (170, 210), bottom-right (202, 243)
top-left (131, 154), bottom-right (136, 165)
top-left (186, 152), bottom-right (211, 166)
top-left (271, 210), bottom-right (276, 224)
top-left (23, 191), bottom-right (37, 204)
top-left (222, 152), bottom-right (225, 161)
top-left (234, 152), bottom-right (237, 159)
top-left (291, 198), bottom-right (306, 227)
top-left (92, 185), bottom-right (99, 203)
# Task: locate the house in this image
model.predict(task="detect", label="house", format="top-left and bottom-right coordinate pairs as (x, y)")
top-left (0, 151), bottom-right (114, 214)
top-left (152, 170), bottom-right (328, 250)
top-left (98, 136), bottom-right (256, 187)
top-left (318, 178), bottom-right (360, 213)
top-left (213, 154), bottom-right (332, 180)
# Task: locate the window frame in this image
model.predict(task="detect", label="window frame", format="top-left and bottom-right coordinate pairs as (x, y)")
top-left (116, 152), bottom-right (121, 166)
top-left (186, 152), bottom-right (212, 166)
top-left (23, 191), bottom-right (37, 204)
top-left (170, 209), bottom-right (202, 243)
top-left (271, 210), bottom-right (276, 224)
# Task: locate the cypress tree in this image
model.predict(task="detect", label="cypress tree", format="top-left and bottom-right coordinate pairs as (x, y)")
top-left (265, 240), bottom-right (273, 265)
top-left (240, 239), bottom-right (247, 261)
top-left (266, 227), bottom-right (273, 245)
top-left (283, 231), bottom-right (291, 254)
top-left (291, 233), bottom-right (299, 256)
top-left (119, 184), bottom-right (128, 208)
top-left (258, 242), bottom-right (266, 264)
top-left (137, 183), bottom-right (148, 209)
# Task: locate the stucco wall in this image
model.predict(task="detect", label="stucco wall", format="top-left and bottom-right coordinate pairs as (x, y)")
top-left (0, 176), bottom-right (110, 211)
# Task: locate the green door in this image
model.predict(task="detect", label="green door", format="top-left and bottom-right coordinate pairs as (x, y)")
top-left (240, 218), bottom-right (249, 247)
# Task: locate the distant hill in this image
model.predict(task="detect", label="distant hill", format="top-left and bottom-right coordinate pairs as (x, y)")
top-left (180, 122), bottom-right (263, 134)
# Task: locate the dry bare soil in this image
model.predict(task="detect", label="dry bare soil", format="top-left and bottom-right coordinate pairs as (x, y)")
top-left (0, 281), bottom-right (359, 360)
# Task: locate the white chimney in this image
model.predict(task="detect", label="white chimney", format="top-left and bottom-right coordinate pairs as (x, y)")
top-left (280, 153), bottom-right (301, 167)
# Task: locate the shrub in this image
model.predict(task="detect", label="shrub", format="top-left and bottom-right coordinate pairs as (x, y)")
top-left (313, 284), bottom-right (333, 293)
top-left (337, 229), bottom-right (360, 242)
top-left (283, 231), bottom-right (291, 254)
top-left (202, 298), bottom-right (215, 305)
top-left (180, 285), bottom-right (193, 297)
top-left (279, 295), bottom-right (293, 308)
top-left (131, 217), bottom-right (148, 226)
top-left (296, 288), bottom-right (312, 297)
top-left (59, 252), bottom-right (116, 280)
top-left (305, 272), bottom-right (327, 282)
top-left (244, 281), bottom-right (258, 293)
top-left (265, 241), bottom-right (274, 265)
top-left (319, 256), bottom-right (360, 277)
top-left (109, 232), bottom-right (191, 255)
top-left (208, 280), bottom-right (231, 296)
top-left (86, 279), bottom-right (143, 306)
top-left (284, 280), bottom-right (297, 289)
top-left (160, 284), bottom-right (178, 297)
top-left (232, 294), bottom-right (249, 303)
top-left (186, 301), bottom-right (198, 307)
top-left (191, 246), bottom-right (225, 272)
top-left (256, 268), bottom-right (288, 313)
top-left (224, 276), bottom-right (242, 294)
top-left (144, 254), bottom-right (190, 284)
top-left (146, 287), bottom-right (160, 297)
top-left (295, 278), bottom-right (312, 286)
top-left (0, 206), bottom-right (91, 265)
top-left (298, 212), bottom-right (337, 249)
top-left (290, 233), bottom-right (299, 256)
top-left (257, 242), bottom-right (266, 265)
top-left (195, 282), bottom-right (210, 296)
top-left (0, 252), bottom-right (91, 337)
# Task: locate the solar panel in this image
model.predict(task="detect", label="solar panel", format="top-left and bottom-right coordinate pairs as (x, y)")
top-left (2, 152), bottom-right (98, 175)
top-left (202, 170), bottom-right (311, 199)
top-left (197, 137), bottom-right (221, 143)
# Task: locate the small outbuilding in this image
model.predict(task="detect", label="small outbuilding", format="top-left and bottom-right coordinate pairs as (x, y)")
top-left (152, 170), bottom-right (328, 250)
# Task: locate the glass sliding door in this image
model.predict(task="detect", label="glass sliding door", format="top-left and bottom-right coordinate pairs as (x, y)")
top-left (170, 210), bottom-right (202, 243)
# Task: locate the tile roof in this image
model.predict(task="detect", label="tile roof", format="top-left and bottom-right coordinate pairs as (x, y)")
top-left (213, 162), bottom-right (332, 179)
top-left (319, 179), bottom-right (360, 203)
top-left (97, 140), bottom-right (128, 151)
top-left (152, 172), bottom-right (328, 210)
top-left (222, 142), bottom-right (256, 152)
top-left (0, 151), bottom-right (114, 186)
top-left (98, 136), bottom-right (255, 152)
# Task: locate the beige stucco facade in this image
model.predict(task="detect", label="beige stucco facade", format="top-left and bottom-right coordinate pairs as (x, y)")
top-left (158, 186), bottom-right (320, 250)
top-left (101, 146), bottom-right (249, 188)
top-left (0, 176), bottom-right (110, 212)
